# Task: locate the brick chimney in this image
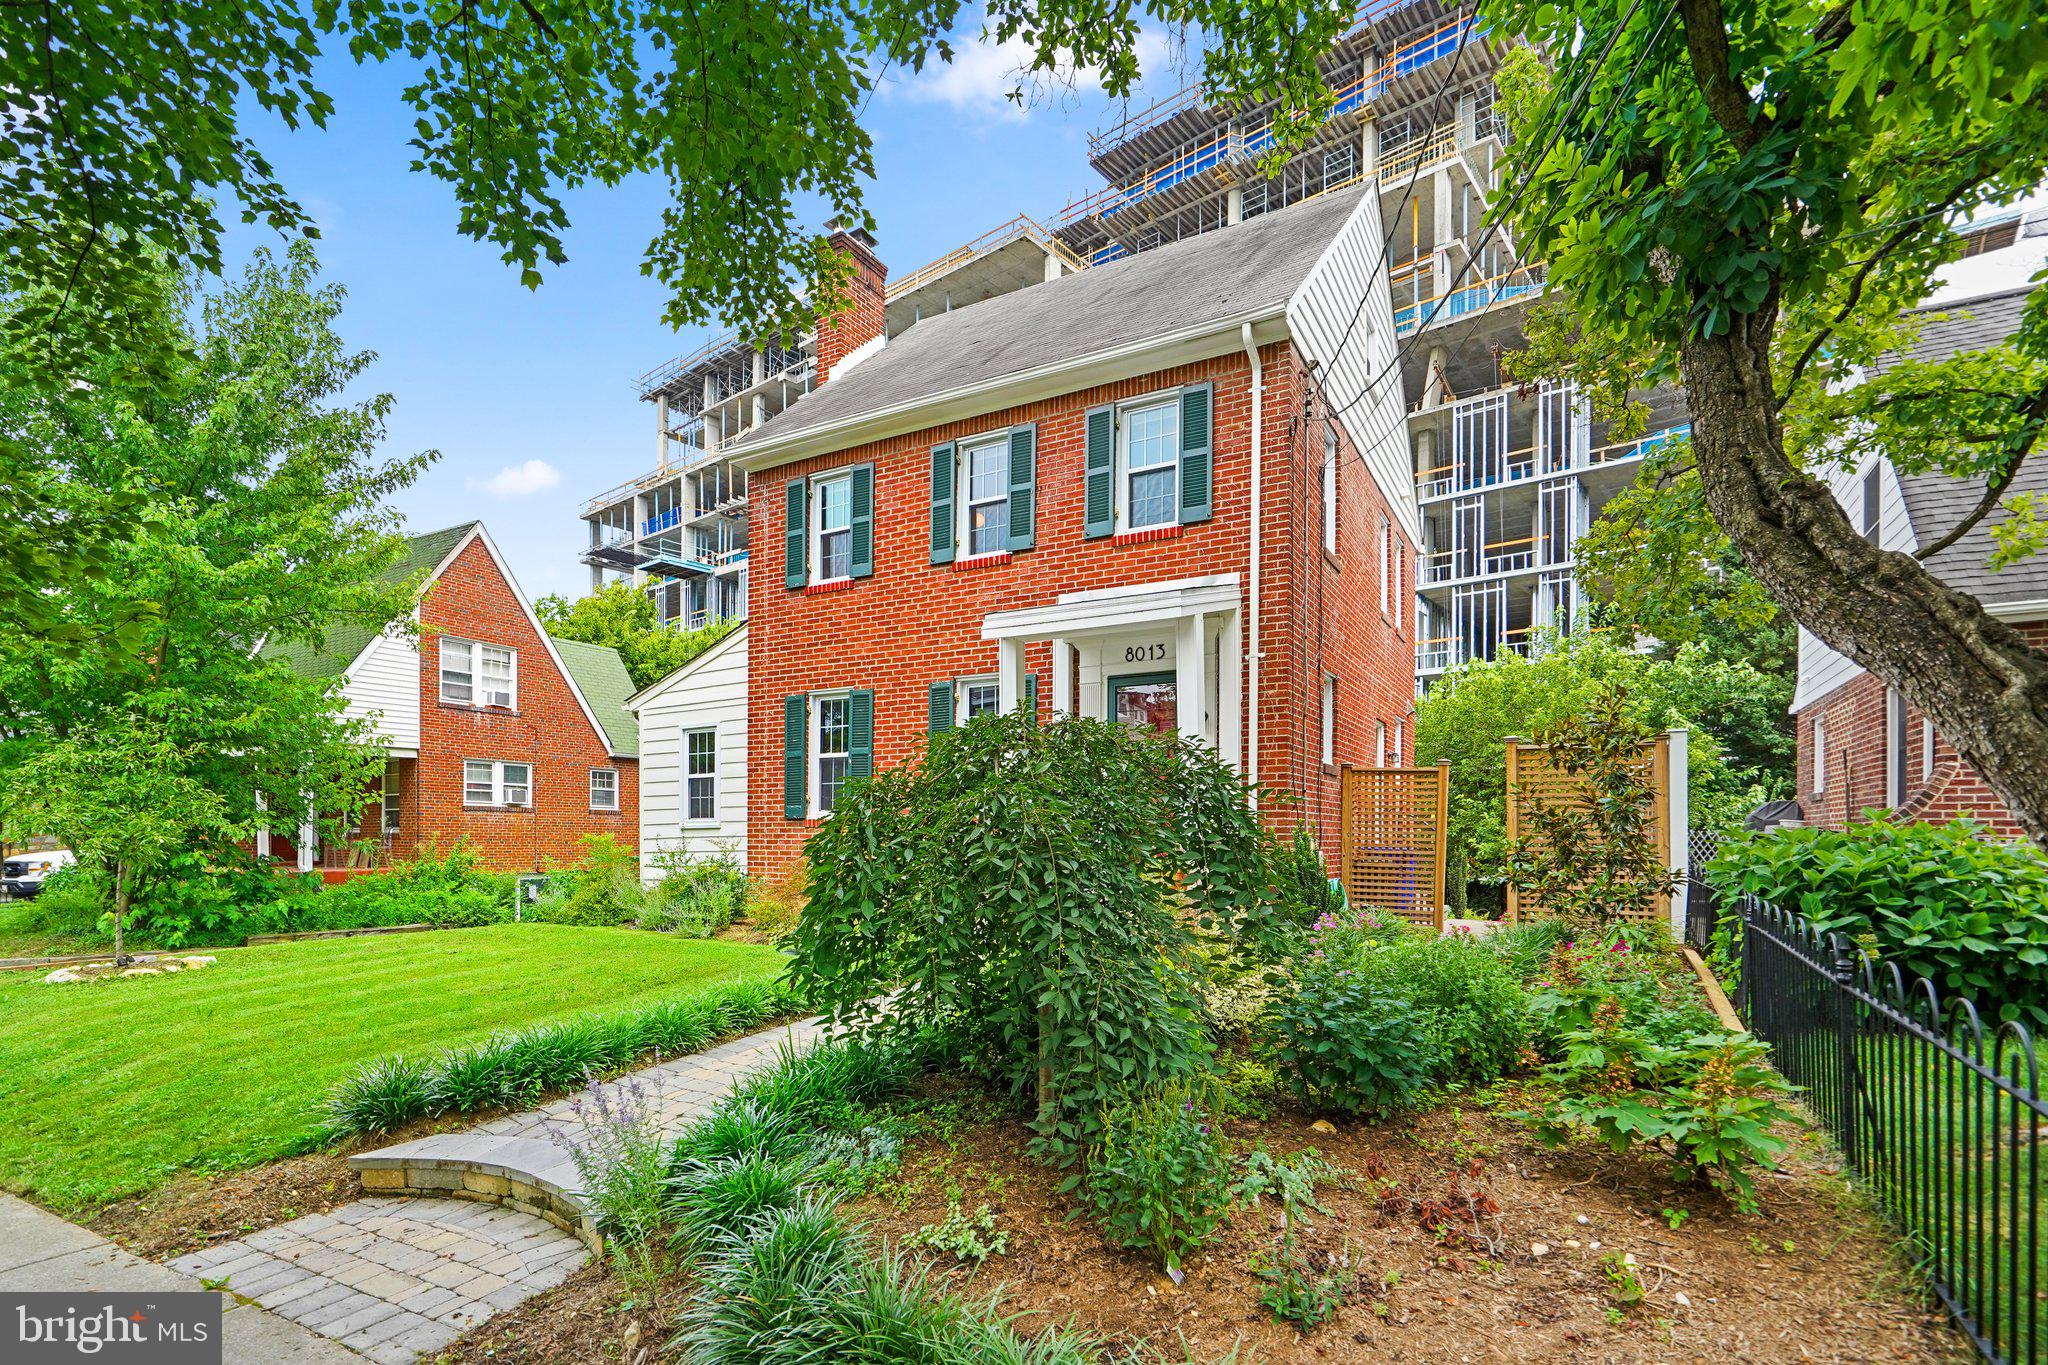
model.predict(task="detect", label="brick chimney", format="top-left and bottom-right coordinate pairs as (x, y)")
top-left (814, 220), bottom-right (888, 385)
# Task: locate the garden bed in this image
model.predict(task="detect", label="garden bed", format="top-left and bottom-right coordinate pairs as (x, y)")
top-left (838, 1079), bottom-right (1960, 1362)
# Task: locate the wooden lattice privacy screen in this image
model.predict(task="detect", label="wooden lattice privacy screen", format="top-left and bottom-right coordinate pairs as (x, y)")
top-left (1339, 765), bottom-right (1450, 930)
top-left (1504, 734), bottom-right (1672, 925)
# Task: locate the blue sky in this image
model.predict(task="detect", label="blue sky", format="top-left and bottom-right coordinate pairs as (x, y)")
top-left (219, 33), bottom-right (1187, 599)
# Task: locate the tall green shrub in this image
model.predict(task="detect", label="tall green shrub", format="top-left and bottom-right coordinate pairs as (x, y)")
top-left (785, 712), bottom-right (1286, 1162)
top-left (1711, 819), bottom-right (2048, 1026)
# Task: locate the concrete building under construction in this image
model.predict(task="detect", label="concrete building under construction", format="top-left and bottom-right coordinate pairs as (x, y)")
top-left (584, 0), bottom-right (1695, 687)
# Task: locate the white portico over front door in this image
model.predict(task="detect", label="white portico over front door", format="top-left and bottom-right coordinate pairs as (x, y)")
top-left (980, 574), bottom-right (1243, 767)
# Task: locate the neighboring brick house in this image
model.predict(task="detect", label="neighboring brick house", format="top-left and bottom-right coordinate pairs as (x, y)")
top-left (1791, 283), bottom-right (2045, 836)
top-left (264, 522), bottom-right (640, 874)
top-left (724, 187), bottom-right (1420, 880)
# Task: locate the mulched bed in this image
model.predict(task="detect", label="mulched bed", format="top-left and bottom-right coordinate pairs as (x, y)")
top-left (836, 1081), bottom-right (1968, 1363)
top-left (432, 1261), bottom-right (688, 1365)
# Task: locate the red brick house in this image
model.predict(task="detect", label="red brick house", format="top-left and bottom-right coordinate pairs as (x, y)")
top-left (1792, 283), bottom-right (2045, 836)
top-left (725, 187), bottom-right (1421, 879)
top-left (264, 522), bottom-right (640, 874)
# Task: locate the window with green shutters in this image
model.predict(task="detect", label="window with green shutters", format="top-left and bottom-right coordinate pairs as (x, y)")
top-left (789, 689), bottom-right (876, 818)
top-left (782, 695), bottom-right (806, 817)
top-left (783, 481), bottom-right (807, 588)
top-left (1085, 383), bottom-right (1213, 536)
top-left (931, 426), bottom-right (1035, 558)
top-left (792, 464), bottom-right (875, 587)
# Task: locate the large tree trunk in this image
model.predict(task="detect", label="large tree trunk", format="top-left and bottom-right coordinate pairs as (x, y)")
top-left (1677, 297), bottom-right (2048, 846)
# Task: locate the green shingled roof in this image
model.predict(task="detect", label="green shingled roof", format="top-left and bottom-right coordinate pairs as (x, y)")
top-left (260, 522), bottom-right (480, 680)
top-left (552, 636), bottom-right (640, 757)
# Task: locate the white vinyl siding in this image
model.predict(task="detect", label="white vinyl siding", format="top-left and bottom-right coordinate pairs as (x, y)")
top-left (1284, 187), bottom-right (1418, 544)
top-left (340, 627), bottom-right (422, 753)
top-left (631, 626), bottom-right (748, 872)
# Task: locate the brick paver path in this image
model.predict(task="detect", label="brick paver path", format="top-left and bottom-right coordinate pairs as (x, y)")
top-left (168, 1016), bottom-right (821, 1363)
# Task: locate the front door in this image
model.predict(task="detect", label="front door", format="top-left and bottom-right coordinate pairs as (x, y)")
top-left (1110, 671), bottom-right (1177, 736)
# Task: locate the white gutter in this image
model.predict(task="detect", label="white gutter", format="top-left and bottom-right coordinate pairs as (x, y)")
top-left (1242, 321), bottom-right (1264, 801)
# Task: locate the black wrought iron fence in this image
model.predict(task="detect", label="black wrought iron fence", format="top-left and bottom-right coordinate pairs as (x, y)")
top-left (1739, 897), bottom-right (2047, 1363)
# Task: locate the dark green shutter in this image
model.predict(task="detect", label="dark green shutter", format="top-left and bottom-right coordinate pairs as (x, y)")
top-left (849, 464), bottom-right (875, 578)
top-left (784, 480), bottom-right (808, 589)
top-left (849, 689), bottom-right (874, 781)
top-left (929, 442), bottom-right (956, 565)
top-left (928, 680), bottom-right (954, 734)
top-left (783, 695), bottom-right (807, 818)
top-left (1007, 425), bottom-right (1037, 551)
top-left (1022, 673), bottom-right (1039, 718)
top-left (1179, 382), bottom-right (1213, 524)
top-left (1084, 405), bottom-right (1115, 538)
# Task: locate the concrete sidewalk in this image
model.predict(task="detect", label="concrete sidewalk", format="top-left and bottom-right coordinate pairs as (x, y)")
top-left (0, 1193), bottom-right (359, 1362)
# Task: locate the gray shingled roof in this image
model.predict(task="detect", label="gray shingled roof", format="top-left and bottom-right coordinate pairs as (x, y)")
top-left (261, 522), bottom-right (478, 680)
top-left (1874, 288), bottom-right (2048, 607)
top-left (732, 185), bottom-right (1370, 451)
top-left (553, 636), bottom-right (640, 757)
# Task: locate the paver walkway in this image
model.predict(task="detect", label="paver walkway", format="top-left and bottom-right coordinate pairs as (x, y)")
top-left (167, 1015), bottom-right (822, 1362)
top-left (0, 1193), bottom-right (358, 1363)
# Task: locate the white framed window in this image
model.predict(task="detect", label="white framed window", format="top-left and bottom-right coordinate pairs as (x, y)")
top-left (1923, 716), bottom-right (1937, 781)
top-left (958, 677), bottom-right (1001, 722)
top-left (1118, 397), bottom-right (1180, 531)
top-left (590, 767), bottom-right (619, 812)
top-left (960, 437), bottom-right (1010, 557)
top-left (464, 760), bottom-right (532, 808)
top-left (682, 728), bottom-right (718, 824)
top-left (1886, 689), bottom-right (1908, 806)
top-left (1376, 720), bottom-right (1388, 767)
top-left (813, 693), bottom-right (853, 816)
top-left (812, 472), bottom-right (854, 581)
top-left (1378, 515), bottom-right (1392, 614)
top-left (440, 638), bottom-right (517, 708)
top-left (1812, 719), bottom-right (1828, 793)
top-left (1392, 718), bottom-right (1404, 766)
top-left (383, 797), bottom-right (401, 835)
top-left (1393, 547), bottom-right (1405, 631)
top-left (1323, 432), bottom-right (1339, 554)
top-left (1321, 674), bottom-right (1337, 765)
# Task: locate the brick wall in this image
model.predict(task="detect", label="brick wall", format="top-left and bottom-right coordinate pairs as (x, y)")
top-left (815, 227), bottom-right (888, 385)
top-left (744, 341), bottom-right (1417, 879)
top-left (1792, 619), bottom-right (2047, 837)
top-left (398, 536), bottom-right (639, 872)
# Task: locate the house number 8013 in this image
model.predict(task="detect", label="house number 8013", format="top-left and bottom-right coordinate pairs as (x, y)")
top-left (1123, 644), bottom-right (1167, 663)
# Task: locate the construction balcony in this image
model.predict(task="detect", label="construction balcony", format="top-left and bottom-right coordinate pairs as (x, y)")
top-left (1414, 421), bottom-right (1691, 504)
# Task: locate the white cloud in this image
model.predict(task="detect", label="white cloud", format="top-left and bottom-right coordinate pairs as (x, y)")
top-left (888, 27), bottom-right (1179, 124)
top-left (470, 458), bottom-right (562, 498)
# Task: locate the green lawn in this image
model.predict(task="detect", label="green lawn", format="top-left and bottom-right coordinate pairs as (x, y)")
top-left (0, 923), bottom-right (787, 1208)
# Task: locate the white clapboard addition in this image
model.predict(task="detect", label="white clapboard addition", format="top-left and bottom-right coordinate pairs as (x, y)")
top-left (626, 625), bottom-right (749, 875)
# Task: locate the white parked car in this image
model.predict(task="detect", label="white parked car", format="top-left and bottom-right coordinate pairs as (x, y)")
top-left (2, 850), bottom-right (75, 900)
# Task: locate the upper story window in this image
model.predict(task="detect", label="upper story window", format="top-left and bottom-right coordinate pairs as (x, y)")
top-left (441, 637), bottom-right (516, 709)
top-left (1121, 399), bottom-right (1181, 531)
top-left (786, 465), bottom-right (873, 589)
top-left (961, 437), bottom-right (1010, 557)
top-left (1861, 466), bottom-right (1881, 542)
top-left (1085, 385), bottom-right (1211, 539)
top-left (813, 473), bottom-right (853, 581)
top-left (1323, 432), bottom-right (1339, 554)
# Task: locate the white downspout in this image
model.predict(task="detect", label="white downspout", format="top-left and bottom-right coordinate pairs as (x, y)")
top-left (1242, 322), bottom-right (1264, 803)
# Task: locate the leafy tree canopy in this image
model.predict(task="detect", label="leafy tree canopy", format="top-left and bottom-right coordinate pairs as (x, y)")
top-left (1484, 0), bottom-right (2048, 839)
top-left (0, 243), bottom-right (430, 911)
top-left (0, 0), bottom-right (1355, 380)
top-left (534, 582), bottom-right (739, 691)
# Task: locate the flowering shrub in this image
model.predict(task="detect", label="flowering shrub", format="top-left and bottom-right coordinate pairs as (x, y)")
top-left (1081, 1082), bottom-right (1236, 1275)
top-left (546, 1074), bottom-right (671, 1245)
